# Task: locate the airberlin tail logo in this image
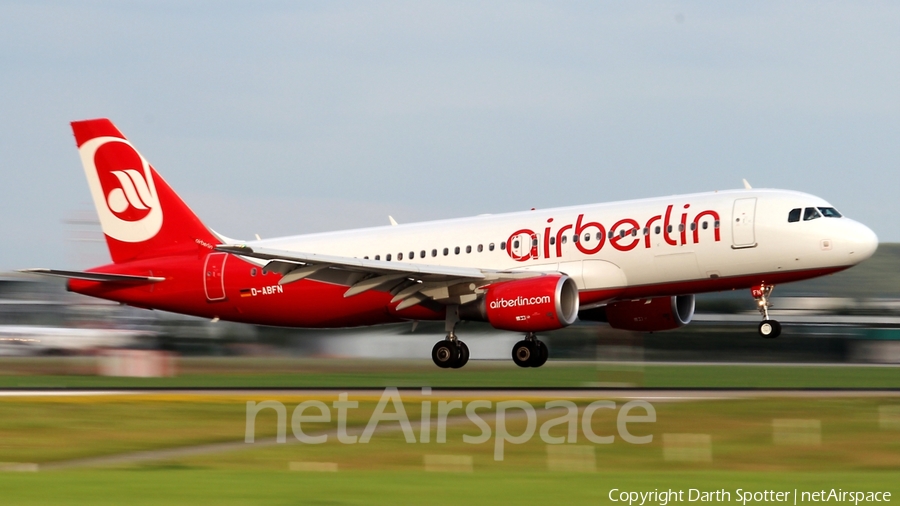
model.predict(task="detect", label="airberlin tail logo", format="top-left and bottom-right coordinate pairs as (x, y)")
top-left (79, 136), bottom-right (163, 243)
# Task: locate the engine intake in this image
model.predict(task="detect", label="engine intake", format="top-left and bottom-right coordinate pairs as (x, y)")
top-left (461, 274), bottom-right (579, 332)
top-left (603, 295), bottom-right (695, 332)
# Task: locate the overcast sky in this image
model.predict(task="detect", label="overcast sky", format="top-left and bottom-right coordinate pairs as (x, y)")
top-left (1, 1), bottom-right (898, 270)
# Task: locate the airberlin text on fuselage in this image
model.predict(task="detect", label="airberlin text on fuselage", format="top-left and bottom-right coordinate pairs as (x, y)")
top-left (506, 204), bottom-right (721, 262)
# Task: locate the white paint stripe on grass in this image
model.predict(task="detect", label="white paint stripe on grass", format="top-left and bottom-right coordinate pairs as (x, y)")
top-left (662, 434), bottom-right (712, 462)
top-left (289, 462), bottom-right (338, 472)
top-left (423, 455), bottom-right (473, 473)
top-left (772, 419), bottom-right (821, 446)
top-left (546, 445), bottom-right (596, 472)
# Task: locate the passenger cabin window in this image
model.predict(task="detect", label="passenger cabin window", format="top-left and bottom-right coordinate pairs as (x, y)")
top-left (432, 249), bottom-right (437, 257)
top-left (397, 252), bottom-right (403, 260)
top-left (251, 268), bottom-right (257, 276)
top-left (466, 245), bottom-right (472, 253)
top-left (477, 244), bottom-right (483, 252)
top-left (573, 234), bottom-right (579, 243)
top-left (443, 248), bottom-right (449, 256)
top-left (584, 233), bottom-right (591, 242)
top-left (818, 207), bottom-right (842, 218)
top-left (803, 207), bottom-right (821, 221)
top-left (655, 226), bottom-right (661, 234)
top-left (420, 250), bottom-right (425, 258)
top-left (409, 251), bottom-right (414, 260)
top-left (550, 237), bottom-right (556, 245)
top-left (500, 241), bottom-right (506, 250)
top-left (375, 255), bottom-right (380, 260)
top-left (454, 246), bottom-right (460, 255)
top-left (386, 254), bottom-right (392, 261)
top-left (489, 243), bottom-right (495, 251)
top-left (788, 208), bottom-right (801, 223)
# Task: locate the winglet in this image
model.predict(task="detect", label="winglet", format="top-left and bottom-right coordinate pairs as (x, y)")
top-left (742, 179), bottom-right (752, 189)
top-left (389, 216), bottom-right (398, 226)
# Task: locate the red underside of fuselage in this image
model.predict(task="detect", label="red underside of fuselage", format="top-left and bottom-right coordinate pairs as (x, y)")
top-left (67, 255), bottom-right (849, 328)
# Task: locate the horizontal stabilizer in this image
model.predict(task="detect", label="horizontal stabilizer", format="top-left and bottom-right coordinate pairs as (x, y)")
top-left (19, 268), bottom-right (165, 283)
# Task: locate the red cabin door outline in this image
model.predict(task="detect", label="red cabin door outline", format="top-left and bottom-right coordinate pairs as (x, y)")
top-left (204, 252), bottom-right (228, 301)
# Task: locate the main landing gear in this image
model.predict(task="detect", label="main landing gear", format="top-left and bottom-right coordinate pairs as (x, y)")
top-left (432, 305), bottom-right (470, 369)
top-left (512, 332), bottom-right (548, 368)
top-left (752, 284), bottom-right (781, 339)
top-left (431, 336), bottom-right (470, 369)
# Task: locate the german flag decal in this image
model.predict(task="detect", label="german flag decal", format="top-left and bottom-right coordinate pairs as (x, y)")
top-left (240, 288), bottom-right (253, 298)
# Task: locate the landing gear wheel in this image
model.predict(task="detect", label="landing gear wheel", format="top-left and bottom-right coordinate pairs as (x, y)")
top-left (432, 341), bottom-right (458, 368)
top-left (512, 340), bottom-right (535, 368)
top-left (450, 341), bottom-right (469, 369)
top-left (758, 320), bottom-right (781, 339)
top-left (531, 341), bottom-right (548, 368)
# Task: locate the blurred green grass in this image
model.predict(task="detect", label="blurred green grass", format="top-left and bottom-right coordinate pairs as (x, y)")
top-left (1, 393), bottom-right (898, 504)
top-left (1, 470), bottom-right (898, 506)
top-left (1, 357), bottom-right (899, 388)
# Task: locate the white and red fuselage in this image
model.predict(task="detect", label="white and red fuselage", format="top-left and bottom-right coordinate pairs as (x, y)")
top-left (30, 119), bottom-right (878, 353)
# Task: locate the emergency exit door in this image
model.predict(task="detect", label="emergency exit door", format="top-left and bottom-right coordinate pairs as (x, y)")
top-left (204, 252), bottom-right (228, 301)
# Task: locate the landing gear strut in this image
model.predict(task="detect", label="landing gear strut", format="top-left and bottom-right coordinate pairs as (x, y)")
top-left (512, 332), bottom-right (549, 368)
top-left (752, 284), bottom-right (781, 339)
top-left (432, 305), bottom-right (470, 369)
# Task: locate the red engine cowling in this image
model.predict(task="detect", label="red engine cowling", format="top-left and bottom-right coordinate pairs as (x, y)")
top-left (482, 274), bottom-right (579, 332)
top-left (605, 295), bottom-right (695, 332)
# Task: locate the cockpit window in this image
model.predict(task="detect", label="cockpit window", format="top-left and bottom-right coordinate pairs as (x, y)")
top-left (788, 208), bottom-right (801, 223)
top-left (818, 207), bottom-right (842, 218)
top-left (803, 207), bottom-right (821, 221)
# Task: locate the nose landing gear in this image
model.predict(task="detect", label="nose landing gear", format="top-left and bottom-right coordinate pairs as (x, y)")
top-left (752, 284), bottom-right (781, 338)
top-left (512, 332), bottom-right (549, 368)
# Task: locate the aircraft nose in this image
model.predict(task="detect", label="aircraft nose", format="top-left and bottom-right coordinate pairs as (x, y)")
top-left (847, 221), bottom-right (878, 262)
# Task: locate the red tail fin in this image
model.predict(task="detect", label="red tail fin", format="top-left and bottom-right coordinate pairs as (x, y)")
top-left (72, 119), bottom-right (220, 264)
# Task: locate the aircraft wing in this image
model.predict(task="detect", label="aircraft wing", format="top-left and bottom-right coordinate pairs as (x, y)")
top-left (216, 244), bottom-right (537, 310)
top-left (19, 268), bottom-right (165, 283)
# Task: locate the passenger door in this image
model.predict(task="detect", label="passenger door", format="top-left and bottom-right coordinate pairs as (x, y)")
top-left (732, 198), bottom-right (757, 248)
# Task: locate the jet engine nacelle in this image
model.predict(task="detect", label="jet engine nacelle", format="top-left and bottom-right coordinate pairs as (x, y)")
top-left (464, 274), bottom-right (580, 332)
top-left (605, 295), bottom-right (695, 332)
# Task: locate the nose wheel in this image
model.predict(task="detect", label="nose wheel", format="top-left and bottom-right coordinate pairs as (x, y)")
top-left (512, 333), bottom-right (549, 368)
top-left (752, 284), bottom-right (781, 339)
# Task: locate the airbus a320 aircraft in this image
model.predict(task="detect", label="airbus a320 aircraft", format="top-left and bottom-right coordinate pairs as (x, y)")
top-left (24, 119), bottom-right (879, 369)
